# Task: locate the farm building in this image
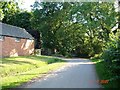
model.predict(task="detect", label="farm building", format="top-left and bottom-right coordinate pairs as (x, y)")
top-left (0, 22), bottom-right (34, 57)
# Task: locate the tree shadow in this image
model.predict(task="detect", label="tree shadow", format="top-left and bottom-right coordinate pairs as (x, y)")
top-left (1, 58), bottom-right (37, 65)
top-left (2, 81), bottom-right (25, 90)
top-left (0, 65), bottom-right (4, 67)
top-left (1, 71), bottom-right (62, 90)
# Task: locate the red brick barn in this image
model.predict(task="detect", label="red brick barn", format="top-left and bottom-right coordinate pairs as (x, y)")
top-left (0, 22), bottom-right (34, 57)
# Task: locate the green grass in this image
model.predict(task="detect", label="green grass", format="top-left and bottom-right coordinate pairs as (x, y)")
top-left (91, 59), bottom-right (120, 88)
top-left (0, 55), bottom-right (66, 90)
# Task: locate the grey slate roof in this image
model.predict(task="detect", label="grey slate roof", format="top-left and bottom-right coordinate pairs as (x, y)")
top-left (0, 22), bottom-right (34, 40)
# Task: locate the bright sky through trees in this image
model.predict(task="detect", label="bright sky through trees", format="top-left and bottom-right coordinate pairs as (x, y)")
top-left (20, 0), bottom-right (35, 11)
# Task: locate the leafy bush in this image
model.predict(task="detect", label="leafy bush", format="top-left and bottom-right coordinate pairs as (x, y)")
top-left (102, 37), bottom-right (120, 87)
top-left (102, 38), bottom-right (120, 63)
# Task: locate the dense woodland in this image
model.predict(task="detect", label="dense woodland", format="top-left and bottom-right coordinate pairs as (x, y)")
top-left (0, 0), bottom-right (120, 88)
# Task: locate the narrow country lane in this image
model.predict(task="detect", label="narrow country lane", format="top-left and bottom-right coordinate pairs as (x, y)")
top-left (22, 58), bottom-right (102, 88)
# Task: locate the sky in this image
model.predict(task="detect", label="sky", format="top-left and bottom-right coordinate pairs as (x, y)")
top-left (18, 0), bottom-right (36, 11)
top-left (12, 0), bottom-right (116, 11)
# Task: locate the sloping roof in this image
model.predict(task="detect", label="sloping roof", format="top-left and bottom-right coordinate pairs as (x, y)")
top-left (0, 22), bottom-right (34, 40)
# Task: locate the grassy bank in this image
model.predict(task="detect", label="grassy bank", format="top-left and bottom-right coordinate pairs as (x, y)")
top-left (0, 55), bottom-right (65, 89)
top-left (91, 59), bottom-right (120, 88)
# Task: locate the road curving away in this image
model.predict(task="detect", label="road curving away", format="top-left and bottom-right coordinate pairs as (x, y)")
top-left (21, 58), bottom-right (102, 88)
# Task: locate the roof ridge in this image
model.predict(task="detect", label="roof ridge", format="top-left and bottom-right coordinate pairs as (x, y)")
top-left (0, 22), bottom-right (34, 39)
top-left (22, 28), bottom-right (33, 38)
top-left (0, 22), bottom-right (25, 30)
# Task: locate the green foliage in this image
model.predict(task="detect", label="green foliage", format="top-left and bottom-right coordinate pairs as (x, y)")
top-left (0, 8), bottom-right (4, 21)
top-left (91, 59), bottom-right (120, 88)
top-left (12, 12), bottom-right (32, 30)
top-left (1, 1), bottom-right (117, 57)
top-left (31, 2), bottom-right (116, 57)
top-left (0, 1), bottom-right (20, 24)
top-left (47, 58), bottom-right (64, 64)
top-left (102, 37), bottom-right (120, 63)
top-left (101, 31), bottom-right (120, 88)
top-left (0, 1), bottom-right (33, 30)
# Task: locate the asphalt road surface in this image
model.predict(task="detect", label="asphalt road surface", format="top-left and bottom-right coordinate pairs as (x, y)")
top-left (22, 58), bottom-right (101, 88)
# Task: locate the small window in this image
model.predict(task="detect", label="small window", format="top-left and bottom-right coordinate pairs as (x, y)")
top-left (15, 38), bottom-right (21, 42)
top-left (0, 36), bottom-right (5, 41)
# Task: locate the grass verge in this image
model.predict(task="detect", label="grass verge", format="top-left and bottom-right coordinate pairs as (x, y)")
top-left (91, 59), bottom-right (120, 88)
top-left (0, 55), bottom-right (66, 90)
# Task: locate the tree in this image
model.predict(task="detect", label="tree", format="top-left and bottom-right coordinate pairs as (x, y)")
top-left (0, 1), bottom-right (20, 24)
top-left (12, 12), bottom-right (32, 30)
top-left (2, 1), bottom-right (116, 57)
top-left (31, 2), bottom-right (117, 57)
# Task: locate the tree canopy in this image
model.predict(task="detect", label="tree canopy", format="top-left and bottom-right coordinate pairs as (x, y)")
top-left (30, 2), bottom-right (117, 57)
top-left (0, 1), bottom-right (119, 57)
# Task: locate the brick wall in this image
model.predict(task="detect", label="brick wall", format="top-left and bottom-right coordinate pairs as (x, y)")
top-left (0, 36), bottom-right (34, 57)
